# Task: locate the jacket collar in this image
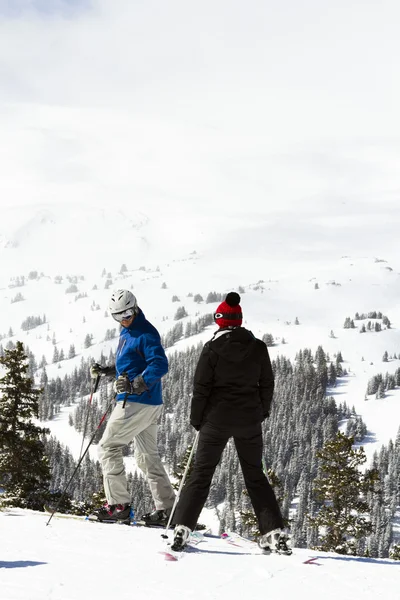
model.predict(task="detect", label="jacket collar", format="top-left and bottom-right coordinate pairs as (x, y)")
top-left (212, 326), bottom-right (239, 341)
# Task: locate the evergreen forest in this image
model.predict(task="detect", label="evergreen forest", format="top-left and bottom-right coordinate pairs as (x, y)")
top-left (0, 333), bottom-right (399, 558)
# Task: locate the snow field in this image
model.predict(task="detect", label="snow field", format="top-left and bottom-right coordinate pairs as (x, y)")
top-left (1, 508), bottom-right (399, 600)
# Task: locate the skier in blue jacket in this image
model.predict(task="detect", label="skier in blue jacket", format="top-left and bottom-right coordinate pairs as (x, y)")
top-left (91, 289), bottom-right (175, 523)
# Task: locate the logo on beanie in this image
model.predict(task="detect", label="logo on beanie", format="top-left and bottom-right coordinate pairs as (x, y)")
top-left (214, 292), bottom-right (243, 328)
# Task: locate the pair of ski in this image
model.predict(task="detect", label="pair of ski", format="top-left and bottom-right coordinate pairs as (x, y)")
top-left (160, 530), bottom-right (293, 562)
top-left (86, 514), bottom-right (209, 533)
top-left (160, 530), bottom-right (208, 561)
top-left (86, 514), bottom-right (173, 528)
top-left (44, 506), bottom-right (173, 529)
top-left (221, 531), bottom-right (292, 556)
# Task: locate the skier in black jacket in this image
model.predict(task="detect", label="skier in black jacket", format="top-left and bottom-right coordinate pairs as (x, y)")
top-left (171, 292), bottom-right (290, 554)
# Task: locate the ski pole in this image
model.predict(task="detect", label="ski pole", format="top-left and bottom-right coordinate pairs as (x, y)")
top-left (262, 457), bottom-right (268, 475)
top-left (161, 430), bottom-right (200, 539)
top-left (79, 374), bottom-right (101, 461)
top-left (46, 395), bottom-right (115, 527)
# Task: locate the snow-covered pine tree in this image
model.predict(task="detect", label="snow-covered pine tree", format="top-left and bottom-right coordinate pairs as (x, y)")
top-left (308, 432), bottom-right (380, 555)
top-left (0, 341), bottom-right (51, 510)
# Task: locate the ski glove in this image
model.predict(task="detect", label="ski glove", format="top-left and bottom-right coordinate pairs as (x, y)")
top-left (90, 363), bottom-right (116, 379)
top-left (114, 374), bottom-right (148, 396)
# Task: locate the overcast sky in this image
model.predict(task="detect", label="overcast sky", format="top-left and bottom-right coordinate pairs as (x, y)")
top-left (1, 0), bottom-right (400, 219)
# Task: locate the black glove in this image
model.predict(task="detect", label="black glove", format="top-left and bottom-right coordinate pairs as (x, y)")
top-left (90, 363), bottom-right (116, 379)
top-left (131, 375), bottom-right (148, 395)
top-left (114, 374), bottom-right (148, 395)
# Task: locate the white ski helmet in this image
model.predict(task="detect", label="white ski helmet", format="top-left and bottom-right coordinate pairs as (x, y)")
top-left (109, 289), bottom-right (138, 315)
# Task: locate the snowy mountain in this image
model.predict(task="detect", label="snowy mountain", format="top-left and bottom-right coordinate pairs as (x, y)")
top-left (1, 508), bottom-right (399, 600)
top-left (1, 202), bottom-right (400, 468)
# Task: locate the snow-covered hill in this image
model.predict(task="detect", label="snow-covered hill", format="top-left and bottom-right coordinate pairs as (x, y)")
top-left (1, 203), bottom-right (400, 467)
top-left (1, 508), bottom-right (399, 600)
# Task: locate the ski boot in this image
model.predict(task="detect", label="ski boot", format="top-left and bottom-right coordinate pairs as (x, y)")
top-left (171, 525), bottom-right (191, 552)
top-left (141, 508), bottom-right (171, 526)
top-left (93, 502), bottom-right (132, 524)
top-left (258, 529), bottom-right (292, 555)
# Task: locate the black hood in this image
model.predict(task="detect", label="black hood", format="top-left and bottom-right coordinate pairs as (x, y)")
top-left (210, 327), bottom-right (257, 363)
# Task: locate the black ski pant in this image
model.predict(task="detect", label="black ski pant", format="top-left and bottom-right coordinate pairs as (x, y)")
top-left (172, 421), bottom-right (284, 534)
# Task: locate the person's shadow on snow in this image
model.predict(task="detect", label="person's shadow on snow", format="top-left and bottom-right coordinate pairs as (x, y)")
top-left (0, 561), bottom-right (47, 569)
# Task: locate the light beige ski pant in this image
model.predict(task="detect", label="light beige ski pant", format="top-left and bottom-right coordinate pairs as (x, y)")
top-left (98, 401), bottom-right (175, 509)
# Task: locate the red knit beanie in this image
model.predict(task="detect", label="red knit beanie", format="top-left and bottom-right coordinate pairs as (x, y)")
top-left (214, 292), bottom-right (243, 328)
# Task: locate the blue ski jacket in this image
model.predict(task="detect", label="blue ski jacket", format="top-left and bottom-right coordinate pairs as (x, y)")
top-left (115, 309), bottom-right (168, 405)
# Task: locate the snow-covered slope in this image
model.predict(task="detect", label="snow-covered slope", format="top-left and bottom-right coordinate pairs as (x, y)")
top-left (1, 508), bottom-right (399, 600)
top-left (1, 203), bottom-right (400, 466)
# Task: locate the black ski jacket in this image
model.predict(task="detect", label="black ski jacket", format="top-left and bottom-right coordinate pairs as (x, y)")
top-left (190, 327), bottom-right (274, 429)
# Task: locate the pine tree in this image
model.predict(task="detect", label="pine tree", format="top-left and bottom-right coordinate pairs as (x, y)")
top-left (174, 306), bottom-right (188, 320)
top-left (375, 382), bottom-right (385, 399)
top-left (0, 342), bottom-right (51, 510)
top-left (308, 432), bottom-right (379, 555)
top-left (262, 333), bottom-right (275, 347)
top-left (390, 545), bottom-right (400, 560)
top-left (171, 443), bottom-right (196, 492)
top-left (52, 346), bottom-right (60, 363)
